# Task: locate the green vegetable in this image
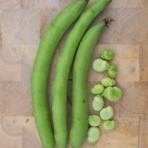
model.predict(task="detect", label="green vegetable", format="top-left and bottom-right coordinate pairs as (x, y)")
top-left (100, 106), bottom-right (114, 120)
top-left (92, 59), bottom-right (109, 72)
top-left (103, 86), bottom-right (123, 102)
top-left (91, 84), bottom-right (104, 95)
top-left (50, 0), bottom-right (112, 147)
top-left (92, 95), bottom-right (104, 111)
top-left (108, 64), bottom-right (118, 78)
top-left (87, 127), bottom-right (101, 145)
top-left (100, 50), bottom-right (114, 60)
top-left (71, 18), bottom-right (112, 148)
top-left (101, 77), bottom-right (116, 87)
top-left (89, 115), bottom-right (101, 126)
top-left (31, 1), bottom-right (88, 148)
top-left (103, 120), bottom-right (119, 130)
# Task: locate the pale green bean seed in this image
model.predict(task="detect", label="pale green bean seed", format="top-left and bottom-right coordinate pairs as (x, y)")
top-left (92, 96), bottom-right (104, 111)
top-left (108, 64), bottom-right (118, 78)
top-left (89, 115), bottom-right (101, 126)
top-left (87, 127), bottom-right (101, 145)
top-left (101, 77), bottom-right (116, 87)
top-left (92, 59), bottom-right (110, 72)
top-left (103, 120), bottom-right (119, 130)
top-left (100, 50), bottom-right (114, 60)
top-left (100, 106), bottom-right (114, 120)
top-left (103, 86), bottom-right (123, 102)
top-left (91, 84), bottom-right (104, 95)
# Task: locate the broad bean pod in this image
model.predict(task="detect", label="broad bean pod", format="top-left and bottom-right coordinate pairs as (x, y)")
top-left (51, 0), bottom-right (112, 148)
top-left (71, 18), bottom-right (112, 148)
top-left (31, 1), bottom-right (88, 148)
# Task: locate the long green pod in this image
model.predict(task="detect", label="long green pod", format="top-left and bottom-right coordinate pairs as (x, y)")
top-left (31, 1), bottom-right (88, 148)
top-left (71, 18), bottom-right (112, 148)
top-left (51, 0), bottom-right (112, 148)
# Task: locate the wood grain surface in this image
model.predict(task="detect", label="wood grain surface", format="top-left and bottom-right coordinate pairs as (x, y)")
top-left (0, 0), bottom-right (148, 148)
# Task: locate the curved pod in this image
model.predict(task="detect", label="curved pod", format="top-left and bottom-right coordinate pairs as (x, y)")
top-left (51, 0), bottom-right (112, 147)
top-left (71, 18), bottom-right (112, 148)
top-left (31, 0), bottom-right (88, 148)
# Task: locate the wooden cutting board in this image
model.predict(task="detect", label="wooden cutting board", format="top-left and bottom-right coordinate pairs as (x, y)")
top-left (0, 0), bottom-right (148, 148)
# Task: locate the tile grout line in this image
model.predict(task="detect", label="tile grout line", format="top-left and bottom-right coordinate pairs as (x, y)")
top-left (138, 115), bottom-right (145, 148)
top-left (139, 44), bottom-right (143, 81)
